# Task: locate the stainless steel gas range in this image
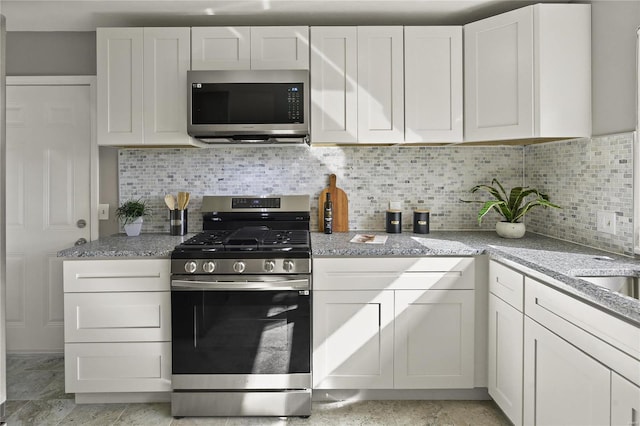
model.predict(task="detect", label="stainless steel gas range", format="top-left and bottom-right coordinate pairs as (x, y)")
top-left (170, 195), bottom-right (312, 418)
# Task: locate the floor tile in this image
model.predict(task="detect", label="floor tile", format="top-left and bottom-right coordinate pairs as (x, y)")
top-left (56, 403), bottom-right (126, 425)
top-left (4, 354), bottom-right (512, 426)
top-left (5, 399), bottom-right (76, 426)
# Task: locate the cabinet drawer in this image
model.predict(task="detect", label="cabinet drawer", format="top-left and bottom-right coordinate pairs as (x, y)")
top-left (64, 259), bottom-right (170, 292)
top-left (313, 257), bottom-right (474, 290)
top-left (64, 292), bottom-right (170, 343)
top-left (65, 342), bottom-right (171, 393)
top-left (525, 277), bottom-right (640, 386)
top-left (489, 260), bottom-right (524, 311)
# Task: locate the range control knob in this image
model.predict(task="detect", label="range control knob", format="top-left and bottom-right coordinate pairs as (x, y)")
top-left (233, 261), bottom-right (246, 273)
top-left (283, 260), bottom-right (295, 272)
top-left (264, 260), bottom-right (276, 273)
top-left (184, 261), bottom-right (197, 273)
top-left (203, 261), bottom-right (216, 273)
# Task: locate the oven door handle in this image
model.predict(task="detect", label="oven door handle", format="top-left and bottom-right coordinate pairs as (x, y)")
top-left (171, 279), bottom-right (310, 291)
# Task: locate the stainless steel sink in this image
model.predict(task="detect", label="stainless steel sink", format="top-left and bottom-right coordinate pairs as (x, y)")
top-left (576, 275), bottom-right (639, 300)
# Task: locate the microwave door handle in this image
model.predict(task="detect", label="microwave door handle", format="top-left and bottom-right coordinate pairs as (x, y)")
top-left (171, 279), bottom-right (310, 291)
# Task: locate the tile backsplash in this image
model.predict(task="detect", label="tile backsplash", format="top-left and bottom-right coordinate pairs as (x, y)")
top-left (118, 145), bottom-right (524, 234)
top-left (524, 132), bottom-right (635, 255)
top-left (118, 132), bottom-right (636, 255)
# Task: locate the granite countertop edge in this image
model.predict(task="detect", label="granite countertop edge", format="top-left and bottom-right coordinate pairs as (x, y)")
top-left (58, 231), bottom-right (640, 325)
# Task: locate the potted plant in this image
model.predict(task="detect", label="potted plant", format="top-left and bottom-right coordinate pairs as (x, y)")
top-left (115, 199), bottom-right (150, 236)
top-left (461, 179), bottom-right (561, 238)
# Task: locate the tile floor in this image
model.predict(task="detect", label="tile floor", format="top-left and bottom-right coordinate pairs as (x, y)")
top-left (5, 354), bottom-right (511, 425)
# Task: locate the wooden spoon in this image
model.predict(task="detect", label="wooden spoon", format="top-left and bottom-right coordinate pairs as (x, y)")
top-left (183, 192), bottom-right (190, 210)
top-left (164, 194), bottom-right (176, 210)
top-left (177, 192), bottom-right (186, 210)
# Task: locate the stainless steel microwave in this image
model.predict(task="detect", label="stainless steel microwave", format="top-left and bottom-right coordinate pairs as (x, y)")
top-left (187, 70), bottom-right (309, 145)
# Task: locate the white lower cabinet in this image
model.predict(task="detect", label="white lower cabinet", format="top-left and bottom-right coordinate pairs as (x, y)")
top-left (487, 260), bottom-right (524, 425)
top-left (313, 257), bottom-right (475, 389)
top-left (523, 317), bottom-right (611, 426)
top-left (611, 372), bottom-right (640, 426)
top-left (488, 294), bottom-right (523, 424)
top-left (313, 290), bottom-right (394, 389)
top-left (489, 259), bottom-right (640, 426)
top-left (63, 259), bottom-right (171, 398)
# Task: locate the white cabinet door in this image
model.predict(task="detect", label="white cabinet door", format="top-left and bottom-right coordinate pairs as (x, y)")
top-left (191, 27), bottom-right (251, 70)
top-left (394, 290), bottom-right (475, 388)
top-left (404, 27), bottom-right (463, 143)
top-left (488, 293), bottom-right (523, 425)
top-left (310, 26), bottom-right (358, 143)
top-left (63, 259), bottom-right (170, 293)
top-left (464, 7), bottom-right (533, 141)
top-left (97, 28), bottom-right (144, 146)
top-left (143, 27), bottom-right (191, 145)
top-left (250, 27), bottom-right (309, 69)
top-left (464, 4), bottom-right (591, 142)
top-left (611, 372), bottom-right (640, 426)
top-left (523, 318), bottom-right (610, 426)
top-left (64, 291), bottom-right (171, 342)
top-left (313, 290), bottom-right (394, 389)
top-left (357, 26), bottom-right (404, 143)
top-left (65, 342), bottom-right (171, 393)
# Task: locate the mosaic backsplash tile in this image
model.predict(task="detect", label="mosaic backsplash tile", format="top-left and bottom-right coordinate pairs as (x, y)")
top-left (524, 133), bottom-right (635, 255)
top-left (118, 145), bottom-right (524, 234)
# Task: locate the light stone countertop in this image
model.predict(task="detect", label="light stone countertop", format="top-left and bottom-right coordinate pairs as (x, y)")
top-left (312, 231), bottom-right (640, 325)
top-left (58, 231), bottom-right (640, 325)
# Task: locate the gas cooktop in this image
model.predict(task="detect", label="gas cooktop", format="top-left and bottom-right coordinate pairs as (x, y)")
top-left (174, 226), bottom-right (310, 253)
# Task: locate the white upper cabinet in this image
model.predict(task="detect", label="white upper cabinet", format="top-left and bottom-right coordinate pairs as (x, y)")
top-left (311, 26), bottom-right (462, 144)
top-left (97, 27), bottom-right (192, 146)
top-left (464, 4), bottom-right (591, 142)
top-left (404, 27), bottom-right (463, 142)
top-left (143, 27), bottom-right (191, 145)
top-left (250, 27), bottom-right (309, 69)
top-left (310, 27), bottom-right (358, 143)
top-left (97, 28), bottom-right (144, 146)
top-left (191, 26), bottom-right (309, 70)
top-left (191, 27), bottom-right (250, 70)
top-left (357, 26), bottom-right (405, 143)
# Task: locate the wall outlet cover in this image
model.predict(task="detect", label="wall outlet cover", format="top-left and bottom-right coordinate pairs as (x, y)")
top-left (98, 204), bottom-right (109, 220)
top-left (596, 210), bottom-right (616, 235)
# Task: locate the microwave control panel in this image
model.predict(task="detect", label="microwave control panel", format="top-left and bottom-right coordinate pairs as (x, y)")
top-left (287, 87), bottom-right (302, 122)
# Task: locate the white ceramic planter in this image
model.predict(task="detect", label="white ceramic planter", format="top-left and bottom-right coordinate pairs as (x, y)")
top-left (124, 217), bottom-right (143, 236)
top-left (496, 221), bottom-right (525, 239)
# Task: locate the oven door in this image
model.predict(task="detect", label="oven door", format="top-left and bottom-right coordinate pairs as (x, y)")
top-left (171, 274), bottom-right (311, 390)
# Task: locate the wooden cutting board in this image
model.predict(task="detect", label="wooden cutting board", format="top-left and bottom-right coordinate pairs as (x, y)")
top-left (319, 174), bottom-right (349, 232)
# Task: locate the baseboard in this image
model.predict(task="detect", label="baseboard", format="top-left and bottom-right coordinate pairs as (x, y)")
top-left (312, 388), bottom-right (491, 402)
top-left (75, 392), bottom-right (171, 404)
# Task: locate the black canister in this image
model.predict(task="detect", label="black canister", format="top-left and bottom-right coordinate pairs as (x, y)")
top-left (170, 209), bottom-right (188, 236)
top-left (386, 210), bottom-right (402, 233)
top-left (413, 210), bottom-right (430, 234)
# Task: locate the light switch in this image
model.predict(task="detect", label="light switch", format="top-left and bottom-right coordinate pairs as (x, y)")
top-left (98, 204), bottom-right (109, 220)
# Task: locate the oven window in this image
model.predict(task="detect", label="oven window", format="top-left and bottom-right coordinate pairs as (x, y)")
top-left (171, 290), bottom-right (310, 375)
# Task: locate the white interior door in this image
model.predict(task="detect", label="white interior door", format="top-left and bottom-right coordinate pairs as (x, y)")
top-left (5, 79), bottom-right (93, 352)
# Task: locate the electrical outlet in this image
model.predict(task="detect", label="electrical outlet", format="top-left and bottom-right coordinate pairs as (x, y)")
top-left (596, 210), bottom-right (616, 235)
top-left (98, 204), bottom-right (109, 220)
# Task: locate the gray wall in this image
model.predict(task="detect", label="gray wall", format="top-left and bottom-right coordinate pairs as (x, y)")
top-left (591, 1), bottom-right (640, 135)
top-left (6, 32), bottom-right (95, 76)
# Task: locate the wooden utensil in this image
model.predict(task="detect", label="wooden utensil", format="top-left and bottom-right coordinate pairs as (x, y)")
top-left (164, 194), bottom-right (176, 210)
top-left (177, 192), bottom-right (187, 210)
top-left (319, 174), bottom-right (348, 232)
top-left (183, 192), bottom-right (190, 210)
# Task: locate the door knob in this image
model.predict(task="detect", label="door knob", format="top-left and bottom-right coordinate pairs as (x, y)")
top-left (77, 219), bottom-right (87, 229)
top-left (74, 238), bottom-right (87, 246)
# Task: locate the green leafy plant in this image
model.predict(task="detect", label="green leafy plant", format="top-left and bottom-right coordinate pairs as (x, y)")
top-left (115, 199), bottom-right (150, 225)
top-left (461, 179), bottom-right (561, 225)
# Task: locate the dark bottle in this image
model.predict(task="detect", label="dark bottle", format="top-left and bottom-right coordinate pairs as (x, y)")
top-left (323, 193), bottom-right (333, 234)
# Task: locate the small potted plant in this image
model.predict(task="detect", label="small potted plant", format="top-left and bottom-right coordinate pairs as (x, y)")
top-left (115, 199), bottom-right (150, 236)
top-left (461, 179), bottom-right (561, 238)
